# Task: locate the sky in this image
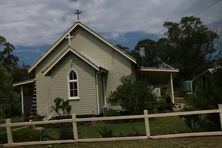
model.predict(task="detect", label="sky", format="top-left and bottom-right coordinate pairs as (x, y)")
top-left (0, 0), bottom-right (222, 64)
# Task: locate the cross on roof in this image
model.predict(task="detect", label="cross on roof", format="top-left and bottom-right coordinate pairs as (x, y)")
top-left (65, 33), bottom-right (73, 46)
top-left (74, 10), bottom-right (82, 20)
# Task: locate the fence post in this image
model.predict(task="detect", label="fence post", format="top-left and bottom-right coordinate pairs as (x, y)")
top-left (218, 104), bottom-right (222, 130)
top-left (5, 119), bottom-right (13, 144)
top-left (144, 110), bottom-right (150, 138)
top-left (72, 114), bottom-right (78, 140)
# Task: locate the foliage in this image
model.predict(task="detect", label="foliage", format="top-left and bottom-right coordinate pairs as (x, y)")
top-left (116, 44), bottom-right (130, 53)
top-left (0, 35), bottom-right (31, 119)
top-left (52, 97), bottom-right (72, 116)
top-left (133, 39), bottom-right (160, 67)
top-left (155, 96), bottom-right (173, 113)
top-left (0, 35), bottom-right (18, 71)
top-left (183, 69), bottom-right (222, 131)
top-left (131, 16), bottom-right (218, 81)
top-left (11, 64), bottom-right (35, 83)
top-left (98, 126), bottom-right (113, 138)
top-left (162, 16), bottom-right (217, 79)
top-left (108, 75), bottom-right (157, 114)
top-left (187, 70), bottom-right (222, 109)
top-left (0, 64), bottom-right (20, 118)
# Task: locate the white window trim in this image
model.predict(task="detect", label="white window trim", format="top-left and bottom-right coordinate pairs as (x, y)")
top-left (67, 69), bottom-right (80, 100)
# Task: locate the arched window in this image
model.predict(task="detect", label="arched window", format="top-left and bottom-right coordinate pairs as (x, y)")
top-left (68, 70), bottom-right (78, 99)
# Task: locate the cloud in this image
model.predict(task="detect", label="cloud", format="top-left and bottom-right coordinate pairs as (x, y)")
top-left (0, 0), bottom-right (221, 48)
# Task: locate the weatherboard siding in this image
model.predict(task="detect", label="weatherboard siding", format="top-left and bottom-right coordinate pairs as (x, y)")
top-left (70, 27), bottom-right (133, 100)
top-left (51, 53), bottom-right (97, 115)
top-left (35, 40), bottom-right (69, 115)
top-left (36, 53), bottom-right (97, 115)
top-left (35, 25), bottom-right (134, 115)
top-left (35, 68), bottom-right (52, 116)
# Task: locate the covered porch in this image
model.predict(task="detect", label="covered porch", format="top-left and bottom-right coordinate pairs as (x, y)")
top-left (138, 67), bottom-right (179, 103)
top-left (13, 79), bottom-right (36, 116)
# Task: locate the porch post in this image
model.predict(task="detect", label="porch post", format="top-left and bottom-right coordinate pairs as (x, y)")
top-left (20, 86), bottom-right (24, 114)
top-left (170, 73), bottom-right (175, 104)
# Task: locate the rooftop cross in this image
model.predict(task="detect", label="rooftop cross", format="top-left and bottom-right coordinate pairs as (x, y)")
top-left (74, 10), bottom-right (82, 20)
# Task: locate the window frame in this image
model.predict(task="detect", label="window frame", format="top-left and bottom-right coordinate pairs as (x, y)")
top-left (67, 69), bottom-right (79, 100)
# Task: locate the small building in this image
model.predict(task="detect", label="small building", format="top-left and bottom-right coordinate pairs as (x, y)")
top-left (13, 21), bottom-right (179, 116)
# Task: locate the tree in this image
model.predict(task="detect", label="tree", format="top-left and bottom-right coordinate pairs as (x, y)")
top-left (0, 35), bottom-right (26, 118)
top-left (131, 16), bottom-right (218, 82)
top-left (108, 75), bottom-right (157, 114)
top-left (0, 36), bottom-right (18, 71)
top-left (134, 39), bottom-right (160, 67)
top-left (116, 44), bottom-right (130, 53)
top-left (0, 63), bottom-right (20, 118)
top-left (161, 16), bottom-right (218, 80)
top-left (11, 64), bottom-right (35, 83)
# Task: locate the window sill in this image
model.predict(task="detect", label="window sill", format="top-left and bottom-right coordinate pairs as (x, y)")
top-left (68, 97), bottom-right (80, 101)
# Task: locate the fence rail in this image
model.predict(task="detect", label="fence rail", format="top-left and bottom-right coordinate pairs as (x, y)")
top-left (1, 104), bottom-right (222, 147)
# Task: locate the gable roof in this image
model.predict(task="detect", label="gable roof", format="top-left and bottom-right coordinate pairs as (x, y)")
top-left (28, 21), bottom-right (137, 73)
top-left (42, 46), bottom-right (107, 76)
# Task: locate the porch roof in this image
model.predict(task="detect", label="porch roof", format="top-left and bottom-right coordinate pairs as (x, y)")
top-left (138, 67), bottom-right (179, 84)
top-left (13, 79), bottom-right (36, 87)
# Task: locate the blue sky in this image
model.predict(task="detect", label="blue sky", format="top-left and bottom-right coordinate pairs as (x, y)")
top-left (0, 0), bottom-right (221, 65)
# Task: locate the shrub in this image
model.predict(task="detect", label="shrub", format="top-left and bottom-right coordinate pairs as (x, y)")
top-left (155, 96), bottom-right (173, 113)
top-left (183, 70), bottom-right (222, 131)
top-left (52, 97), bottom-right (72, 116)
top-left (108, 75), bottom-right (157, 114)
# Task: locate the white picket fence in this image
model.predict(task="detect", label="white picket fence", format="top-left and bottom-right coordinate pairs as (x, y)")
top-left (1, 105), bottom-right (222, 147)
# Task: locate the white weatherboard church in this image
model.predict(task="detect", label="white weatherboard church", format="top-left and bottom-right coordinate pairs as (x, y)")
top-left (13, 21), bottom-right (179, 117)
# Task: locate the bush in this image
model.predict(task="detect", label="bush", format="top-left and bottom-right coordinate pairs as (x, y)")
top-left (155, 96), bottom-right (173, 113)
top-left (183, 70), bottom-right (222, 131)
top-left (52, 97), bottom-right (72, 116)
top-left (108, 75), bottom-right (157, 114)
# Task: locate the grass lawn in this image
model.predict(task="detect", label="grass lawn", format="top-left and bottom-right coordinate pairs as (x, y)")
top-left (1, 116), bottom-right (193, 143)
top-left (19, 136), bottom-right (222, 148)
top-left (76, 116), bottom-right (192, 138)
top-left (1, 115), bottom-right (219, 147)
top-left (150, 116), bottom-right (192, 135)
